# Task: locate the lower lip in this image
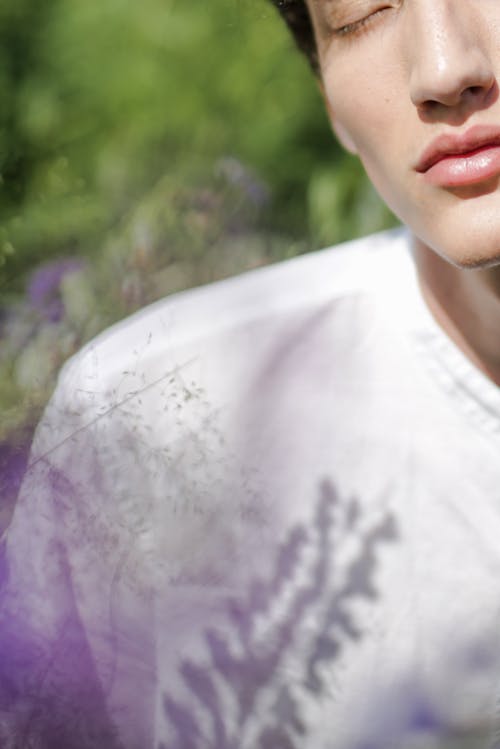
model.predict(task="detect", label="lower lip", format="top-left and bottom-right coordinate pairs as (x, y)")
top-left (422, 145), bottom-right (500, 187)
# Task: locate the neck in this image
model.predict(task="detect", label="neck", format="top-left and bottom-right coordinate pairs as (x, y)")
top-left (412, 237), bottom-right (500, 387)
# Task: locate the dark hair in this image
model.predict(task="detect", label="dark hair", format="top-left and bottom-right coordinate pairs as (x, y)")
top-left (269, 0), bottom-right (319, 73)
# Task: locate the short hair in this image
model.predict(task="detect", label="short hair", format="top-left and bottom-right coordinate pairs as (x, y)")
top-left (269, 0), bottom-right (319, 73)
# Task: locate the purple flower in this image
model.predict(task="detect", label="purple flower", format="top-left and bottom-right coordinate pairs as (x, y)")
top-left (27, 258), bottom-right (84, 323)
top-left (0, 424), bottom-right (34, 521)
top-left (215, 157), bottom-right (270, 208)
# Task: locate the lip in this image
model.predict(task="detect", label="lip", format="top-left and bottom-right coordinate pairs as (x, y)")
top-left (415, 125), bottom-right (500, 187)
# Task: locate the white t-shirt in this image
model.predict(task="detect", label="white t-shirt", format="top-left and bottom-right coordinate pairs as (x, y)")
top-left (2, 227), bottom-right (500, 748)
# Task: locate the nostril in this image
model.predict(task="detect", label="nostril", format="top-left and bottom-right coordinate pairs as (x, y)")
top-left (420, 99), bottom-right (439, 114)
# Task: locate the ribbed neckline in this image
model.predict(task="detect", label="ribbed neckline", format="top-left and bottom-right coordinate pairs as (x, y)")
top-left (386, 230), bottom-right (500, 439)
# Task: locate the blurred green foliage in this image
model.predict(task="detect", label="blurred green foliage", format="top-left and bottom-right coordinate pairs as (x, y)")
top-left (0, 0), bottom-right (397, 475)
top-left (0, 0), bottom-right (395, 286)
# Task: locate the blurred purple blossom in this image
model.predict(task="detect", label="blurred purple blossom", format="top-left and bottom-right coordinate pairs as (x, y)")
top-left (0, 438), bottom-right (29, 499)
top-left (0, 422), bottom-right (35, 531)
top-left (215, 157), bottom-right (270, 208)
top-left (27, 257), bottom-right (85, 322)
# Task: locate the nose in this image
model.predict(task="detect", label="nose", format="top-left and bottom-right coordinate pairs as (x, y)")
top-left (408, 0), bottom-right (495, 110)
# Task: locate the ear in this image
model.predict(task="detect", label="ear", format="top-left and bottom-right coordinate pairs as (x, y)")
top-left (319, 82), bottom-right (359, 155)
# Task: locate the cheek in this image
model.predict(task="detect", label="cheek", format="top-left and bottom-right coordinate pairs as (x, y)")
top-left (330, 93), bottom-right (408, 208)
top-left (324, 66), bottom-right (416, 219)
top-left (360, 148), bottom-right (426, 236)
top-left (325, 62), bottom-right (402, 163)
top-left (322, 45), bottom-right (421, 227)
top-left (321, 30), bottom-right (408, 159)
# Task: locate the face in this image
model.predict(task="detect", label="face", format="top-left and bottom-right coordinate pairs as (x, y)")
top-left (306, 0), bottom-right (500, 268)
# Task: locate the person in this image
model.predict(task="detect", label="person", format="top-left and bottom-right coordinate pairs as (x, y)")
top-left (2, 0), bottom-right (500, 747)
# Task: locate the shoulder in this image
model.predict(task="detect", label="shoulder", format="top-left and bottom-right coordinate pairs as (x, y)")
top-left (52, 227), bottom-right (409, 415)
top-left (67, 228), bottom-right (406, 366)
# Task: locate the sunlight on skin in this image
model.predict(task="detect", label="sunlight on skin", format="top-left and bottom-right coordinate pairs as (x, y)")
top-left (306, 0), bottom-right (500, 385)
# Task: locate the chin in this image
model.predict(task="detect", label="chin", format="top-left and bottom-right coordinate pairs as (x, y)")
top-left (436, 193), bottom-right (500, 269)
top-left (410, 201), bottom-right (500, 271)
top-left (455, 254), bottom-right (500, 270)
top-left (432, 240), bottom-right (500, 270)
top-left (385, 173), bottom-right (500, 272)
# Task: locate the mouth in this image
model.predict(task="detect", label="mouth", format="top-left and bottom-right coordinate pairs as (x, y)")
top-left (416, 125), bottom-right (500, 188)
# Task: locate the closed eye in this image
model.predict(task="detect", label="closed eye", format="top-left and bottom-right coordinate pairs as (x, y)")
top-left (333, 5), bottom-right (393, 38)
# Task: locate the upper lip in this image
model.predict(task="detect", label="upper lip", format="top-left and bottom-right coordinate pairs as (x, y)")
top-left (415, 125), bottom-right (500, 173)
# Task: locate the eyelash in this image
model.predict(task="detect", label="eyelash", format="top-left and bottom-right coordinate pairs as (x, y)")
top-left (334, 6), bottom-right (391, 38)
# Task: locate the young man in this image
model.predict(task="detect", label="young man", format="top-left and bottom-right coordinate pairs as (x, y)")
top-left (2, 1), bottom-right (500, 747)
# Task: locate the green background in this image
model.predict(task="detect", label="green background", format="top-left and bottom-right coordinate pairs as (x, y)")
top-left (0, 0), bottom-right (396, 487)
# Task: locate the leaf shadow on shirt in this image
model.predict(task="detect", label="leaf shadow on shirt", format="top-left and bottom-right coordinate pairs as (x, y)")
top-left (160, 478), bottom-right (398, 749)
